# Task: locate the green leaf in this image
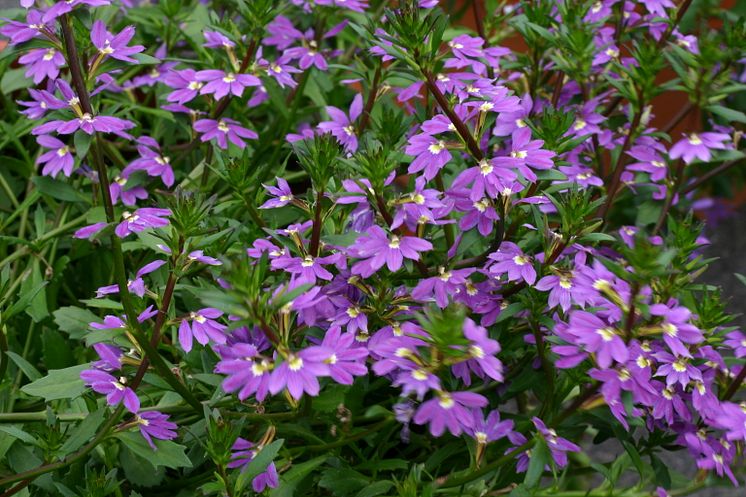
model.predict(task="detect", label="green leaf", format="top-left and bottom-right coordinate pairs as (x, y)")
top-left (319, 468), bottom-right (369, 496)
top-left (354, 481), bottom-right (394, 497)
top-left (115, 431), bottom-right (193, 469)
top-left (269, 456), bottom-right (327, 497)
top-left (53, 306), bottom-right (101, 340)
top-left (59, 408), bottom-right (105, 456)
top-left (706, 105), bottom-right (746, 124)
top-left (236, 439), bottom-right (284, 492)
top-left (21, 364), bottom-right (87, 401)
top-left (524, 438), bottom-right (549, 488)
top-left (32, 176), bottom-right (88, 203)
top-left (5, 351), bottom-right (42, 381)
top-left (1, 67), bottom-right (31, 93)
top-left (0, 425), bottom-right (39, 446)
top-left (43, 328), bottom-right (75, 369)
top-left (74, 131), bottom-right (92, 159)
top-left (131, 52), bottom-right (161, 65)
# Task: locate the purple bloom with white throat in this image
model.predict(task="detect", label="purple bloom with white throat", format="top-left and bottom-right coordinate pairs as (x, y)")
top-left (135, 411), bottom-right (178, 450)
top-left (317, 94), bottom-right (363, 153)
top-left (187, 250), bottom-right (221, 266)
top-left (164, 69), bottom-right (204, 105)
top-left (32, 113), bottom-right (134, 139)
top-left (406, 133), bottom-right (452, 181)
top-left (268, 347), bottom-right (330, 400)
top-left (194, 118), bottom-right (258, 149)
top-left (260, 178), bottom-right (294, 209)
top-left (36, 135), bottom-right (74, 178)
top-left (178, 308), bottom-right (227, 352)
top-left (565, 311), bottom-right (628, 369)
top-left (195, 70), bottom-right (261, 99)
top-left (669, 132), bottom-right (729, 164)
top-left (80, 369), bottom-right (139, 413)
top-left (42, 0), bottom-right (110, 23)
top-left (532, 417), bottom-right (581, 468)
top-left (91, 20), bottom-right (144, 63)
top-left (488, 242), bottom-right (536, 285)
top-left (19, 48), bottom-right (64, 84)
top-left (350, 226), bottom-right (433, 277)
top-left (114, 208), bottom-right (171, 238)
top-left (413, 390), bottom-right (487, 437)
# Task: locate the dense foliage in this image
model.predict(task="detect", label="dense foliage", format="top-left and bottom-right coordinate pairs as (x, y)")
top-left (0, 0), bottom-right (745, 496)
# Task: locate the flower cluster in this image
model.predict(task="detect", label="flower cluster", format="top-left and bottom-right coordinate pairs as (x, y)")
top-left (1, 0), bottom-right (744, 495)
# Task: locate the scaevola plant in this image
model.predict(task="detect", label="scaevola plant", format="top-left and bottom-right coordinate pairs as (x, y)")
top-left (0, 0), bottom-right (744, 495)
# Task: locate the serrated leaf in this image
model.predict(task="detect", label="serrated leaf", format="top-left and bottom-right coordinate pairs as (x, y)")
top-left (21, 364), bottom-right (87, 401)
top-left (53, 306), bottom-right (101, 339)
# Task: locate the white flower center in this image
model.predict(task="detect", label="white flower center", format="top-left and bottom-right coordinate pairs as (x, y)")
top-left (596, 327), bottom-right (616, 342)
top-left (428, 140), bottom-right (446, 155)
top-left (288, 355), bottom-right (303, 371)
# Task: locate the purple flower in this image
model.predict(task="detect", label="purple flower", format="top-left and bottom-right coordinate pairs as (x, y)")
top-left (649, 303), bottom-right (703, 357)
top-left (318, 327), bottom-right (368, 384)
top-left (565, 311), bottom-right (628, 368)
top-left (92, 343), bottom-right (123, 370)
top-left (74, 222), bottom-right (108, 239)
top-left (36, 135), bottom-right (74, 177)
top-left (491, 128), bottom-right (555, 183)
top-left (228, 438), bottom-right (280, 492)
top-left (0, 10), bottom-right (48, 45)
top-left (193, 118), bottom-right (258, 149)
top-left (411, 267), bottom-right (474, 308)
top-left (136, 411), bottom-right (177, 450)
top-left (413, 391), bottom-right (487, 437)
top-left (467, 409), bottom-right (514, 444)
top-left (32, 113), bottom-right (135, 139)
top-left (724, 331), bottom-right (746, 358)
top-left (350, 226), bottom-right (432, 277)
top-left (91, 20), bottom-right (144, 63)
top-left (18, 48), bottom-right (64, 84)
top-left (42, 0), bottom-right (110, 23)
top-left (164, 69), bottom-right (204, 104)
top-left (178, 308), bottom-right (227, 352)
top-left (535, 272), bottom-right (592, 312)
top-left (272, 254), bottom-right (337, 285)
top-left (80, 369), bottom-right (139, 413)
top-left (260, 178), bottom-right (294, 209)
top-left (195, 70), bottom-right (261, 99)
top-left (114, 208), bottom-right (171, 238)
top-left (532, 417), bottom-right (581, 468)
top-left (215, 340), bottom-right (272, 402)
top-left (405, 133), bottom-right (452, 181)
top-left (268, 347), bottom-right (330, 400)
top-left (96, 260), bottom-right (165, 298)
top-left (122, 137), bottom-right (174, 187)
top-left (653, 351), bottom-right (703, 388)
top-left (669, 132), bottom-right (729, 164)
top-left (203, 30), bottom-right (234, 49)
top-left (457, 318), bottom-right (503, 382)
top-left (317, 93), bottom-right (363, 153)
top-left (488, 242), bottom-right (536, 285)
top-left (109, 176), bottom-right (147, 206)
top-left (187, 250), bottom-right (221, 266)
